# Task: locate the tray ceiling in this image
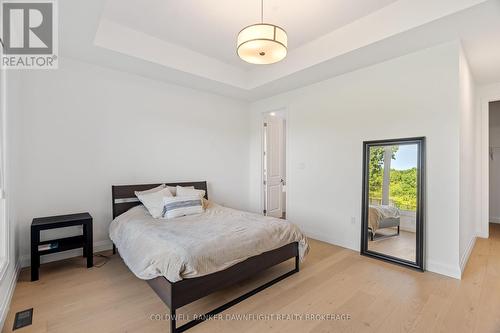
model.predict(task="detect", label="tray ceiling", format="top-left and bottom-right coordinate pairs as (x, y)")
top-left (59, 0), bottom-right (500, 100)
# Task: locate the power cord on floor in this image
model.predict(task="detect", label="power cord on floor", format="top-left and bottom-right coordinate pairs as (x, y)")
top-left (93, 253), bottom-right (111, 268)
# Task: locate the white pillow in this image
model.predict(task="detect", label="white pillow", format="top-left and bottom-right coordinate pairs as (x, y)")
top-left (176, 185), bottom-right (205, 199)
top-left (162, 195), bottom-right (204, 219)
top-left (166, 185), bottom-right (179, 196)
top-left (135, 184), bottom-right (165, 196)
top-left (135, 187), bottom-right (173, 218)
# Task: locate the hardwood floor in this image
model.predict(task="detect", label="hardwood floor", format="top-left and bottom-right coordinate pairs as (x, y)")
top-left (3, 224), bottom-right (500, 333)
top-left (368, 229), bottom-right (416, 262)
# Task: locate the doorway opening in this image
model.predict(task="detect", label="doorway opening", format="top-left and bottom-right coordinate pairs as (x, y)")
top-left (262, 110), bottom-right (287, 219)
top-left (488, 100), bottom-right (500, 236)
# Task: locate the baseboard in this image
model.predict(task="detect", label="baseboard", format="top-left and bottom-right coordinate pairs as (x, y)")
top-left (489, 217), bottom-right (500, 224)
top-left (399, 226), bottom-right (416, 233)
top-left (302, 228), bottom-right (359, 253)
top-left (20, 239), bottom-right (113, 268)
top-left (477, 231), bottom-right (489, 238)
top-left (304, 226), bottom-right (464, 279)
top-left (460, 236), bottom-right (477, 273)
top-left (0, 260), bottom-right (21, 331)
top-left (426, 259), bottom-right (461, 279)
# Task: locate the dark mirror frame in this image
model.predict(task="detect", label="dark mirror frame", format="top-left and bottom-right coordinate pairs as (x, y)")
top-left (360, 137), bottom-right (425, 271)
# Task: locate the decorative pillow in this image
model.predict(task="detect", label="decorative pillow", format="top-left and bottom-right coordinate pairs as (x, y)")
top-left (176, 185), bottom-right (205, 199)
top-left (162, 195), bottom-right (204, 219)
top-left (135, 187), bottom-right (173, 218)
top-left (202, 198), bottom-right (211, 209)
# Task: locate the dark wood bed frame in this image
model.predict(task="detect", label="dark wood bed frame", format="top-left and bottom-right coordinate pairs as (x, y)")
top-left (111, 181), bottom-right (300, 333)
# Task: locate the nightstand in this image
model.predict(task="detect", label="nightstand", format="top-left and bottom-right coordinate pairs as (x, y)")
top-left (31, 212), bottom-right (93, 281)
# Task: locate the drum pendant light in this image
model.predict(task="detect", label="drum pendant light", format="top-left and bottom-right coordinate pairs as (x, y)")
top-left (237, 0), bottom-right (287, 64)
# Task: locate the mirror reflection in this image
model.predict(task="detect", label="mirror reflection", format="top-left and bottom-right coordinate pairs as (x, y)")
top-left (366, 143), bottom-right (419, 263)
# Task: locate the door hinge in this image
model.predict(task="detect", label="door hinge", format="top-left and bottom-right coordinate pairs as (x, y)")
top-left (263, 209), bottom-right (267, 215)
top-left (263, 180), bottom-right (266, 185)
top-left (263, 122), bottom-right (267, 127)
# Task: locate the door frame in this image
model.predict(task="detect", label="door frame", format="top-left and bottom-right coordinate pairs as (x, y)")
top-left (480, 93), bottom-right (500, 238)
top-left (0, 54), bottom-right (8, 281)
top-left (261, 108), bottom-right (289, 216)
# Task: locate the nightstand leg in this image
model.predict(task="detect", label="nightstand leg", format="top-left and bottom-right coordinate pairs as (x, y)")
top-left (31, 228), bottom-right (39, 281)
top-left (82, 224), bottom-right (87, 258)
top-left (84, 221), bottom-right (93, 268)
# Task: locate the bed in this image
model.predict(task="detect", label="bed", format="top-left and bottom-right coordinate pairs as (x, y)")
top-left (368, 205), bottom-right (400, 241)
top-left (109, 181), bottom-right (308, 333)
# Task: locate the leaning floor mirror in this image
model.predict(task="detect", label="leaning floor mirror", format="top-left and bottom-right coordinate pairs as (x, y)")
top-left (361, 137), bottom-right (425, 270)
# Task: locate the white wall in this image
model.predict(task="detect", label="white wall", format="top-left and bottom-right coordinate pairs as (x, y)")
top-left (10, 58), bottom-right (250, 266)
top-left (249, 42), bottom-right (463, 278)
top-left (458, 47), bottom-right (477, 272)
top-left (0, 70), bottom-right (22, 329)
top-left (489, 101), bottom-right (500, 223)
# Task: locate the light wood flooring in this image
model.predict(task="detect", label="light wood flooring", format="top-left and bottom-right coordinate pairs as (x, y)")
top-left (368, 229), bottom-right (416, 262)
top-left (3, 224), bottom-right (500, 333)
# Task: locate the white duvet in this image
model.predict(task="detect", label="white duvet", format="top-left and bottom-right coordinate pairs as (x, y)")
top-left (109, 202), bottom-right (309, 282)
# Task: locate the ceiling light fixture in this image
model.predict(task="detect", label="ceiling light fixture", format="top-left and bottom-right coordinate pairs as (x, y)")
top-left (237, 0), bottom-right (287, 65)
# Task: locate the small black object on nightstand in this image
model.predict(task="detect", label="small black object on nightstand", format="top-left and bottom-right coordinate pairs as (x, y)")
top-left (31, 212), bottom-right (93, 281)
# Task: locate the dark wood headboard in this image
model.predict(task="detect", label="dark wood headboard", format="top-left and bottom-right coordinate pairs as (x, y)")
top-left (111, 181), bottom-right (208, 219)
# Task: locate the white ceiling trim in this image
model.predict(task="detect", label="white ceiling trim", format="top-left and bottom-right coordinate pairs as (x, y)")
top-left (247, 0), bottom-right (490, 88)
top-left (94, 18), bottom-right (249, 89)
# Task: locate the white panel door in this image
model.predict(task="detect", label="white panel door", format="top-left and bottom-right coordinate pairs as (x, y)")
top-left (264, 116), bottom-right (284, 217)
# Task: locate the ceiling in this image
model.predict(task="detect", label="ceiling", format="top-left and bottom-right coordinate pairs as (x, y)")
top-left (101, 0), bottom-right (398, 68)
top-left (58, 0), bottom-right (500, 100)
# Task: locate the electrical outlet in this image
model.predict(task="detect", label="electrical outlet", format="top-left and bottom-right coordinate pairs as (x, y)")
top-left (350, 217), bottom-right (356, 224)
